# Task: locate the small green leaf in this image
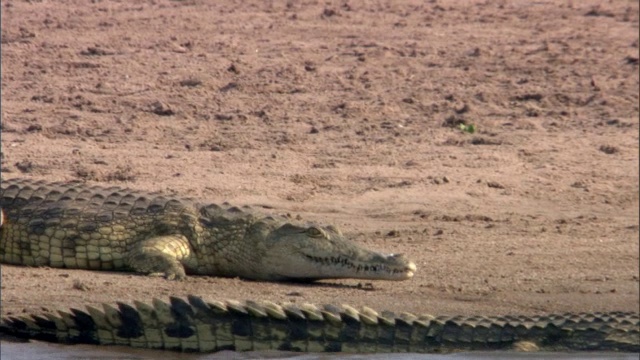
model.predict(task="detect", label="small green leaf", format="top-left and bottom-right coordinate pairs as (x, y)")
top-left (458, 123), bottom-right (476, 134)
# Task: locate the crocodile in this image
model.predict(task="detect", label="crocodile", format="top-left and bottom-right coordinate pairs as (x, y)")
top-left (1, 295), bottom-right (638, 353)
top-left (0, 178), bottom-right (416, 281)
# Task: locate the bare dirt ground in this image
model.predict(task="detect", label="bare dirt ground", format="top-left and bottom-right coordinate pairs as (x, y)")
top-left (0, 0), bottom-right (638, 324)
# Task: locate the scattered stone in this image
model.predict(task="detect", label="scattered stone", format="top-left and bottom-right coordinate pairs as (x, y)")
top-left (15, 160), bottom-right (34, 173)
top-left (487, 181), bottom-right (505, 189)
top-left (454, 103), bottom-right (470, 114)
top-left (470, 137), bottom-right (502, 145)
top-left (227, 63), bottom-right (240, 74)
top-left (72, 279), bottom-right (90, 291)
top-left (219, 82), bottom-right (238, 92)
top-left (150, 101), bottom-right (175, 116)
top-left (31, 95), bottom-right (54, 103)
top-left (214, 114), bottom-right (233, 121)
top-left (512, 93), bottom-right (543, 102)
top-left (624, 56), bottom-right (639, 65)
top-left (584, 7), bottom-right (615, 17)
top-left (25, 124), bottom-right (42, 132)
top-left (442, 115), bottom-right (466, 128)
top-left (74, 166), bottom-right (96, 180)
top-left (80, 46), bottom-right (115, 56)
top-left (179, 78), bottom-right (202, 87)
top-left (322, 8), bottom-right (337, 17)
top-left (599, 145), bottom-right (619, 154)
top-left (386, 230), bottom-right (399, 237)
top-left (104, 165), bottom-right (137, 182)
top-left (466, 47), bottom-right (481, 57)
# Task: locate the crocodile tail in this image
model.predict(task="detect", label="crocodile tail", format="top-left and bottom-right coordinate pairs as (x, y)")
top-left (1, 297), bottom-right (639, 353)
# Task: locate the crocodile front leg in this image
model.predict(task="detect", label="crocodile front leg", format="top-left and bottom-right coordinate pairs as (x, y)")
top-left (125, 235), bottom-right (192, 280)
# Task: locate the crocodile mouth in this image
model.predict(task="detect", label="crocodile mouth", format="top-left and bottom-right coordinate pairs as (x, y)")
top-left (301, 253), bottom-right (417, 281)
top-left (353, 258), bottom-right (416, 280)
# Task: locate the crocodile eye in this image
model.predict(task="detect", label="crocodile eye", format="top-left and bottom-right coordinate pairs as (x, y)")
top-left (306, 227), bottom-right (325, 238)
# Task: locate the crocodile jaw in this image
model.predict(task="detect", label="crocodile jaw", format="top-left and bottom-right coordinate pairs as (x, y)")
top-left (288, 252), bottom-right (417, 281)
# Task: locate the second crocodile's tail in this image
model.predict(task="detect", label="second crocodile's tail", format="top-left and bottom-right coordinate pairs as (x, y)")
top-left (1, 295), bottom-right (638, 353)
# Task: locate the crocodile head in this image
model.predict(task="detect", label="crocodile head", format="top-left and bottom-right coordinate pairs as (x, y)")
top-left (246, 223), bottom-right (417, 282)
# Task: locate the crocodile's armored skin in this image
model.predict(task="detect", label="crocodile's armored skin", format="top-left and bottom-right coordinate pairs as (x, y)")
top-left (1, 295), bottom-right (638, 353)
top-left (0, 178), bottom-right (416, 281)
